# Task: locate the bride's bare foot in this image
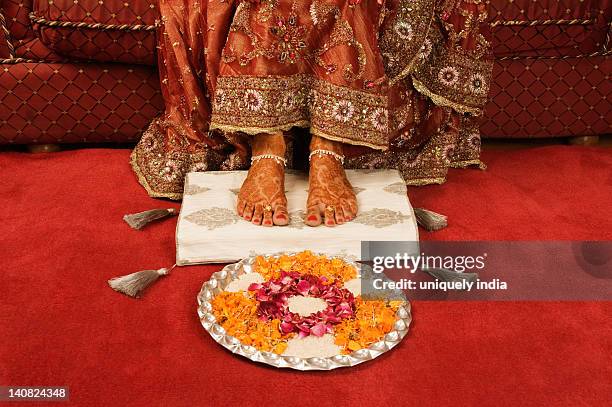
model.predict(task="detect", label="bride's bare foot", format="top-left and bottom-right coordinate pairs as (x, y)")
top-left (305, 136), bottom-right (357, 227)
top-left (237, 132), bottom-right (289, 226)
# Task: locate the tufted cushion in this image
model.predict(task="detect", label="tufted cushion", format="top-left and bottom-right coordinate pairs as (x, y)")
top-left (0, 61), bottom-right (164, 143)
top-left (1, 0), bottom-right (64, 61)
top-left (482, 0), bottom-right (612, 138)
top-left (488, 0), bottom-right (611, 58)
top-left (2, 0), bottom-right (35, 42)
top-left (481, 56), bottom-right (612, 138)
top-left (29, 0), bottom-right (159, 65)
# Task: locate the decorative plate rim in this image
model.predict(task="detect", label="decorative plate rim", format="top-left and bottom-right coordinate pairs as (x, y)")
top-left (197, 252), bottom-right (412, 371)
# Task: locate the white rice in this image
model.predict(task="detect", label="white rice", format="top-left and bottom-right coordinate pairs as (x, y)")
top-left (343, 278), bottom-right (361, 296)
top-left (287, 296), bottom-right (328, 316)
top-left (282, 334), bottom-right (342, 358)
top-left (225, 272), bottom-right (265, 292)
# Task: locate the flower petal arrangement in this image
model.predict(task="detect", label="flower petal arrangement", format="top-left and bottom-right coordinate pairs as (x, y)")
top-left (204, 251), bottom-right (410, 366)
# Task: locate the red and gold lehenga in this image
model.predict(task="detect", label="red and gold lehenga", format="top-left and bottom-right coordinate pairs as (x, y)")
top-left (131, 0), bottom-right (493, 200)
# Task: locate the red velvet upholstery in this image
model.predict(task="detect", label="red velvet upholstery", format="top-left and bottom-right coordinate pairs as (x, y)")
top-left (14, 36), bottom-right (64, 61)
top-left (0, 0), bottom-right (610, 144)
top-left (3, 0), bottom-right (35, 44)
top-left (2, 0), bottom-right (62, 61)
top-left (0, 62), bottom-right (164, 144)
top-left (483, 0), bottom-right (612, 138)
top-left (489, 0), bottom-right (610, 58)
top-left (482, 56), bottom-right (611, 138)
top-left (30, 0), bottom-right (158, 65)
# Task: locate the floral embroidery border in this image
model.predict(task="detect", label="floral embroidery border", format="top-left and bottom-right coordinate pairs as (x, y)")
top-left (378, 0), bottom-right (436, 84)
top-left (210, 74), bottom-right (389, 150)
top-left (408, 18), bottom-right (493, 115)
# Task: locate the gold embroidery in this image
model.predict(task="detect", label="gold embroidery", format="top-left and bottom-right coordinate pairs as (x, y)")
top-left (130, 118), bottom-right (247, 200)
top-left (210, 74), bottom-right (389, 149)
top-left (184, 185), bottom-right (211, 195)
top-left (312, 16), bottom-right (367, 82)
top-left (345, 113), bottom-right (484, 187)
top-left (411, 46), bottom-right (493, 115)
top-left (412, 78), bottom-right (482, 115)
top-left (406, 177), bottom-right (446, 186)
top-left (269, 3), bottom-right (308, 64)
top-left (223, 0), bottom-right (369, 84)
top-left (378, 0), bottom-right (492, 113)
top-left (257, 0), bottom-right (278, 23)
top-left (185, 207), bottom-right (241, 229)
top-left (378, 0), bottom-right (436, 84)
top-left (450, 159), bottom-right (486, 170)
top-left (353, 208), bottom-right (411, 228)
top-left (383, 182), bottom-right (407, 195)
top-left (309, 1), bottom-right (336, 26)
top-left (222, 2), bottom-right (275, 65)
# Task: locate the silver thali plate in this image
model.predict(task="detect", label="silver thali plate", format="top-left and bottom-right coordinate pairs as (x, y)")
top-left (197, 253), bottom-right (412, 371)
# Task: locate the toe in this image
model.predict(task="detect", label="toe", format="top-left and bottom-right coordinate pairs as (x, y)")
top-left (262, 208), bottom-right (274, 227)
top-left (273, 206), bottom-right (289, 226)
top-left (252, 204), bottom-right (264, 225)
top-left (305, 206), bottom-right (322, 227)
top-left (348, 201), bottom-right (358, 217)
top-left (335, 207), bottom-right (346, 224)
top-left (236, 199), bottom-right (246, 217)
top-left (243, 203), bottom-right (254, 221)
top-left (341, 205), bottom-right (354, 221)
top-left (324, 205), bottom-right (337, 227)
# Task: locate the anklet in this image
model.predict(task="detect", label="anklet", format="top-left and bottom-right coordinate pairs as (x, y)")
top-left (309, 149), bottom-right (345, 165)
top-left (251, 154), bottom-right (287, 166)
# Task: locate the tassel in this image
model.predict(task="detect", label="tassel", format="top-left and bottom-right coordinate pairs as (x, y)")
top-left (108, 265), bottom-right (175, 298)
top-left (414, 207), bottom-right (448, 231)
top-left (422, 267), bottom-right (478, 287)
top-left (123, 208), bottom-right (177, 230)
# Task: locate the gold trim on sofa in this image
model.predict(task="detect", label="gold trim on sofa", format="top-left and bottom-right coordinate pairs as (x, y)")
top-left (0, 57), bottom-right (45, 64)
top-left (497, 50), bottom-right (612, 61)
top-left (29, 12), bottom-right (158, 32)
top-left (0, 8), bottom-right (16, 58)
top-left (490, 15), bottom-right (612, 60)
top-left (490, 18), bottom-right (595, 28)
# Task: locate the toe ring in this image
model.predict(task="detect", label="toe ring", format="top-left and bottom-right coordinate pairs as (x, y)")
top-left (263, 205), bottom-right (273, 213)
top-left (325, 205), bottom-right (335, 213)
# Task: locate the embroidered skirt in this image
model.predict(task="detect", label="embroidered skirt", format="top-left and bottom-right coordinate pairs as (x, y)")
top-left (131, 0), bottom-right (493, 200)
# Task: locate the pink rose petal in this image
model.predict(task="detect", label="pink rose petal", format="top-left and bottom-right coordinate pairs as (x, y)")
top-left (248, 283), bottom-right (261, 291)
top-left (310, 323), bottom-right (327, 337)
top-left (296, 280), bottom-right (311, 295)
top-left (280, 321), bottom-right (294, 334)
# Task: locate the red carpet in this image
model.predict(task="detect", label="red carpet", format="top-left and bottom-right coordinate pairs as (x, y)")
top-left (1, 146), bottom-right (611, 406)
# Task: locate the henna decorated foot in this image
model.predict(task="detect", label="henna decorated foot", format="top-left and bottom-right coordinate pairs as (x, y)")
top-left (237, 132), bottom-right (289, 227)
top-left (305, 136), bottom-right (357, 227)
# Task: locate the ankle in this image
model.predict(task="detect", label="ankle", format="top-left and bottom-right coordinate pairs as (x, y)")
top-left (309, 135), bottom-right (344, 156)
top-left (252, 132), bottom-right (286, 157)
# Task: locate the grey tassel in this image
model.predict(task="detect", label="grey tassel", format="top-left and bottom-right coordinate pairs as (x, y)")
top-left (414, 207), bottom-right (448, 231)
top-left (123, 208), bottom-right (177, 230)
top-left (108, 265), bottom-right (175, 298)
top-left (422, 267), bottom-right (478, 288)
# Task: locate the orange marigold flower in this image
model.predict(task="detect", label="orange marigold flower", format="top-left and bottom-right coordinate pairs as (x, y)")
top-left (254, 251), bottom-right (357, 284)
top-left (211, 292), bottom-right (294, 353)
top-left (333, 297), bottom-right (402, 354)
